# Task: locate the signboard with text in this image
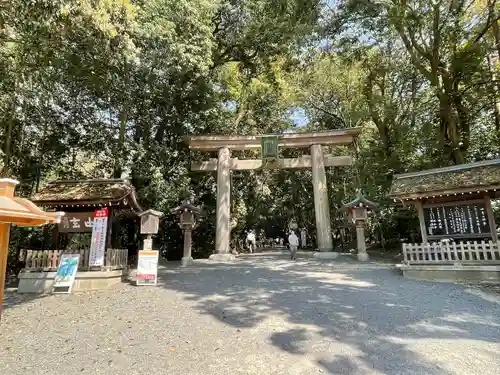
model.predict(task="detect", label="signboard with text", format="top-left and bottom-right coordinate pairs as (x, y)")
top-left (136, 250), bottom-right (159, 286)
top-left (88, 208), bottom-right (109, 266)
top-left (423, 202), bottom-right (491, 239)
top-left (53, 253), bottom-right (80, 294)
top-left (59, 212), bottom-right (95, 233)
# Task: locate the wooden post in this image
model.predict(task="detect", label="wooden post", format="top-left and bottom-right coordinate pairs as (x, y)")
top-left (0, 223), bottom-right (11, 320)
top-left (484, 196), bottom-right (498, 243)
top-left (111, 209), bottom-right (120, 248)
top-left (102, 207), bottom-right (113, 270)
top-left (106, 207), bottom-right (114, 250)
top-left (415, 200), bottom-right (428, 243)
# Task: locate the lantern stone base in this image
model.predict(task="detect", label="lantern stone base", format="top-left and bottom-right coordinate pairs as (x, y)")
top-left (181, 256), bottom-right (194, 266)
top-left (357, 252), bottom-right (369, 262)
top-left (209, 253), bottom-right (236, 262)
top-left (17, 269), bottom-right (126, 294)
top-left (313, 251), bottom-right (339, 260)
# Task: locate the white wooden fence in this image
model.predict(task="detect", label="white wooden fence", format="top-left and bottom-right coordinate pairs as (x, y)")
top-left (402, 241), bottom-right (500, 265)
top-left (20, 248), bottom-right (128, 271)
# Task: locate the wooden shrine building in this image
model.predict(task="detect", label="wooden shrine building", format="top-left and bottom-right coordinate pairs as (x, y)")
top-left (17, 179), bottom-right (143, 293)
top-left (389, 159), bottom-right (500, 282)
top-left (31, 178), bottom-right (142, 249)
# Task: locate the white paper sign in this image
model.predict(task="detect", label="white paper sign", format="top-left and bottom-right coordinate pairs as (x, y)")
top-left (89, 208), bottom-right (109, 266)
top-left (53, 254), bottom-right (80, 293)
top-left (143, 238), bottom-right (153, 252)
top-left (136, 250), bottom-right (159, 286)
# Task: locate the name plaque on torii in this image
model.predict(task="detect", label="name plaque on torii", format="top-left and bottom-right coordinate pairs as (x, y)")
top-left (261, 135), bottom-right (279, 160)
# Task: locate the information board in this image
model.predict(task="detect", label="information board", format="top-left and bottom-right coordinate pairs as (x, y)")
top-left (136, 250), bottom-right (159, 286)
top-left (423, 202), bottom-right (491, 238)
top-left (89, 208), bottom-right (109, 266)
top-left (53, 253), bottom-right (80, 294)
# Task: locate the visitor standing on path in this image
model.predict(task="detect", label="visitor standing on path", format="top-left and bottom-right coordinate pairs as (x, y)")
top-left (288, 230), bottom-right (299, 260)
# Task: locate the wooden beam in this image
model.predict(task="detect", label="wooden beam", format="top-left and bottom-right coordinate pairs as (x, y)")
top-left (393, 158), bottom-right (500, 180)
top-left (191, 155), bottom-right (353, 171)
top-left (0, 223), bottom-right (11, 320)
top-left (391, 187), bottom-right (500, 201)
top-left (415, 200), bottom-right (428, 243)
top-left (484, 196), bottom-right (499, 242)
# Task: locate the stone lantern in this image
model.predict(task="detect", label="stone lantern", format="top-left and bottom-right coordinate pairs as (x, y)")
top-left (341, 191), bottom-right (378, 261)
top-left (171, 201), bottom-right (201, 266)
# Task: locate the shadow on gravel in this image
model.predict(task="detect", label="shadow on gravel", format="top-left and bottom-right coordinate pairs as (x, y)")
top-left (159, 253), bottom-right (500, 375)
top-left (3, 292), bottom-right (51, 310)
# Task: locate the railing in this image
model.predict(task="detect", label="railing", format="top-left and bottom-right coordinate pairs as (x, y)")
top-left (105, 248), bottom-right (129, 269)
top-left (21, 248), bottom-right (128, 271)
top-left (402, 241), bottom-right (500, 265)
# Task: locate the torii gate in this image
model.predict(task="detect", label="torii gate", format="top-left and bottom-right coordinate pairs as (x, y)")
top-left (187, 128), bottom-right (362, 261)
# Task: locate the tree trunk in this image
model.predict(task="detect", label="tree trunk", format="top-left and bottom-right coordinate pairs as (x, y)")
top-left (489, 0), bottom-right (500, 60)
top-left (438, 89), bottom-right (465, 164)
top-left (487, 54), bottom-right (500, 139)
top-left (488, 1), bottom-right (500, 144)
top-left (35, 120), bottom-right (49, 192)
top-left (1, 109), bottom-right (14, 177)
top-left (113, 104), bottom-right (128, 178)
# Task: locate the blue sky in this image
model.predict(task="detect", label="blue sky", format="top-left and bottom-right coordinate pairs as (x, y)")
top-left (223, 100), bottom-right (309, 128)
top-left (288, 108), bottom-right (309, 127)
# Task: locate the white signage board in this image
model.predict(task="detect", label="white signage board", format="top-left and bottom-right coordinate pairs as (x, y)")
top-left (53, 253), bottom-right (80, 294)
top-left (136, 250), bottom-right (159, 286)
top-left (89, 208), bottom-right (109, 266)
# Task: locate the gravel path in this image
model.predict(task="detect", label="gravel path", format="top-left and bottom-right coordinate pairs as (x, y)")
top-left (1, 252), bottom-right (500, 375)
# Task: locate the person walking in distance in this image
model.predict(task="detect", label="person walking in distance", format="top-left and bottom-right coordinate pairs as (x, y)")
top-left (288, 230), bottom-right (299, 260)
top-left (246, 230), bottom-right (256, 253)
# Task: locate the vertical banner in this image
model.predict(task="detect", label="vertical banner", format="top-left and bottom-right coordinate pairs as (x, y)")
top-left (53, 254), bottom-right (80, 294)
top-left (89, 208), bottom-right (109, 266)
top-left (136, 250), bottom-right (159, 286)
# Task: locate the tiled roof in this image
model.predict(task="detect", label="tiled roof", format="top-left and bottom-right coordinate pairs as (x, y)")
top-left (389, 159), bottom-right (500, 199)
top-left (32, 179), bottom-right (142, 211)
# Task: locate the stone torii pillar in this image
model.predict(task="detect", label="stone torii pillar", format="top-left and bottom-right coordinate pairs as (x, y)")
top-left (311, 144), bottom-right (333, 252)
top-left (209, 147), bottom-right (235, 262)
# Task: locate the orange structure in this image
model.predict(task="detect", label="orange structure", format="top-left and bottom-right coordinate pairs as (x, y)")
top-left (0, 178), bottom-right (64, 320)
